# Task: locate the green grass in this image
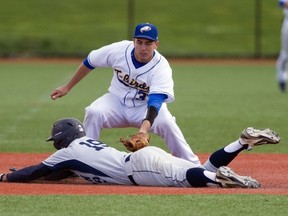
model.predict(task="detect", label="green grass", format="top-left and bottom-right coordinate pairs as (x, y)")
top-left (0, 195), bottom-right (287, 216)
top-left (0, 61), bottom-right (287, 153)
top-left (0, 0), bottom-right (282, 57)
top-left (170, 63), bottom-right (288, 154)
top-left (0, 60), bottom-right (287, 215)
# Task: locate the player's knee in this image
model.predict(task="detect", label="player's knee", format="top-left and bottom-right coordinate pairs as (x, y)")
top-left (186, 168), bottom-right (213, 187)
top-left (153, 116), bottom-right (175, 130)
top-left (85, 106), bottom-right (104, 119)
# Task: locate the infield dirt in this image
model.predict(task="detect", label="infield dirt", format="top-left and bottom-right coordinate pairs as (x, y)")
top-left (0, 153), bottom-right (287, 195)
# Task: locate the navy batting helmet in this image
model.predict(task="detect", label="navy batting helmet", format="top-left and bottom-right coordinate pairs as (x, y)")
top-left (46, 118), bottom-right (86, 150)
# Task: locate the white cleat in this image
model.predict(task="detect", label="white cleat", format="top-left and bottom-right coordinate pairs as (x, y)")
top-left (216, 166), bottom-right (260, 189)
top-left (239, 127), bottom-right (281, 150)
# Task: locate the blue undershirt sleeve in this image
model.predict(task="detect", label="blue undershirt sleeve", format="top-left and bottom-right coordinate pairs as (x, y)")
top-left (144, 94), bottom-right (168, 125)
top-left (148, 94), bottom-right (168, 111)
top-left (83, 58), bottom-right (96, 70)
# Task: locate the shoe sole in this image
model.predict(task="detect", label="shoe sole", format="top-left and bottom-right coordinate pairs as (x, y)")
top-left (241, 127), bottom-right (281, 146)
top-left (216, 166), bottom-right (260, 189)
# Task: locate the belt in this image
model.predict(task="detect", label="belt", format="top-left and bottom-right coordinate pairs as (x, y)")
top-left (125, 154), bottom-right (138, 185)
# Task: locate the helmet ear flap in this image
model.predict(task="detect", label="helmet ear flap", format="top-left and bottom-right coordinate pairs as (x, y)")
top-left (53, 132), bottom-right (75, 150)
top-left (53, 142), bottom-right (62, 150)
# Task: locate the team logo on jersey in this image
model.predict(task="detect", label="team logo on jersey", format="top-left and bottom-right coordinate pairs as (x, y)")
top-left (140, 26), bottom-right (151, 33)
top-left (115, 69), bottom-right (149, 93)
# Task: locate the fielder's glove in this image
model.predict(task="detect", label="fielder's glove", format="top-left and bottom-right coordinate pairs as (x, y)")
top-left (120, 132), bottom-right (150, 152)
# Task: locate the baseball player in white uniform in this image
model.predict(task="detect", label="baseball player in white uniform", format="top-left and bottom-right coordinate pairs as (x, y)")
top-left (49, 23), bottom-right (199, 164)
top-left (276, 0), bottom-right (288, 92)
top-left (0, 118), bottom-right (280, 188)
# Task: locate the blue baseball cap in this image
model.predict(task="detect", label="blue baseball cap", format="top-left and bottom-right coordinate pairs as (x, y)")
top-left (133, 23), bottom-right (158, 41)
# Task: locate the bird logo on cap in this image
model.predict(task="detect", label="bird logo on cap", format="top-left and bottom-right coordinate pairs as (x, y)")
top-left (140, 26), bottom-right (152, 33)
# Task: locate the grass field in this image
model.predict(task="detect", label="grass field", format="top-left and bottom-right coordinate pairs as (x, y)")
top-left (0, 0), bottom-right (282, 57)
top-left (1, 195), bottom-right (287, 216)
top-left (0, 59), bottom-right (287, 215)
top-left (0, 59), bottom-right (287, 153)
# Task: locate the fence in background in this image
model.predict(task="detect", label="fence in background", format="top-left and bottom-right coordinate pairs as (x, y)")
top-left (126, 0), bottom-right (281, 58)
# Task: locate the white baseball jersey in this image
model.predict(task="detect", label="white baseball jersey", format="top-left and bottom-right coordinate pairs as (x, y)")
top-left (86, 40), bottom-right (174, 107)
top-left (83, 40), bottom-right (201, 164)
top-left (42, 136), bottom-right (200, 187)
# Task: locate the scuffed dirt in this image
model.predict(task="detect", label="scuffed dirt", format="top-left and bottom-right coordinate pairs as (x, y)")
top-left (0, 153), bottom-right (287, 195)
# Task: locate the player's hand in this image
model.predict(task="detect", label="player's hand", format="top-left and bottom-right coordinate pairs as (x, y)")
top-left (50, 86), bottom-right (69, 100)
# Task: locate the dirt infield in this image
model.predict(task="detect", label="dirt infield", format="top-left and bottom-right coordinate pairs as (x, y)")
top-left (0, 153), bottom-right (287, 195)
top-left (0, 57), bottom-right (276, 65)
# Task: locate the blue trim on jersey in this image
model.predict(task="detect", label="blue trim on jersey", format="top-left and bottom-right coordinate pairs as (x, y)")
top-left (131, 48), bottom-right (146, 68)
top-left (83, 58), bottom-right (95, 70)
top-left (52, 159), bottom-right (111, 178)
top-left (148, 94), bottom-right (167, 111)
top-left (131, 48), bottom-right (156, 69)
top-left (122, 43), bottom-right (162, 107)
top-left (125, 44), bottom-right (132, 76)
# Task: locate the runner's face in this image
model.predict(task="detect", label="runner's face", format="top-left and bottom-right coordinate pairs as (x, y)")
top-left (133, 38), bottom-right (159, 63)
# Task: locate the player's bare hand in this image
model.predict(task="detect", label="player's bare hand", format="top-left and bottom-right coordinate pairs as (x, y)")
top-left (50, 86), bottom-right (69, 100)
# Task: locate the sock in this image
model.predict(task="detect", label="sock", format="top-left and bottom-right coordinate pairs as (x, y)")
top-left (186, 168), bottom-right (219, 187)
top-left (203, 140), bottom-right (246, 172)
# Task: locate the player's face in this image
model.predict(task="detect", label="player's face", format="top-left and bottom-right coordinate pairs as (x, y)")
top-left (133, 38), bottom-right (159, 63)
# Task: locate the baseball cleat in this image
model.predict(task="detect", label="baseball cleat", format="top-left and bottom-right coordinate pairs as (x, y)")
top-left (216, 166), bottom-right (260, 189)
top-left (239, 127), bottom-right (281, 150)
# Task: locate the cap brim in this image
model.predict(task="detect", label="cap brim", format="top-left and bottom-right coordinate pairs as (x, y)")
top-left (46, 136), bottom-right (54, 142)
top-left (134, 35), bottom-right (158, 41)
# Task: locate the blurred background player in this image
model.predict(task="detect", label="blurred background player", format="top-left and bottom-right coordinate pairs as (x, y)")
top-left (276, 0), bottom-right (288, 92)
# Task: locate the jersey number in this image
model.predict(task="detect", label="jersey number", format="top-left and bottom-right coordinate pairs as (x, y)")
top-left (136, 90), bottom-right (147, 100)
top-left (79, 139), bottom-right (108, 151)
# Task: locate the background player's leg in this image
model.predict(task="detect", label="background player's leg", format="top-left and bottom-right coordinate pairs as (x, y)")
top-left (276, 19), bottom-right (288, 92)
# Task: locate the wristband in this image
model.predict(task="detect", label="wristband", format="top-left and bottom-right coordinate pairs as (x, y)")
top-left (143, 106), bottom-right (158, 126)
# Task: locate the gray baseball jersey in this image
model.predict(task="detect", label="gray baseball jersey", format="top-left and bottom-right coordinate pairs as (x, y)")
top-left (43, 136), bottom-right (199, 187)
